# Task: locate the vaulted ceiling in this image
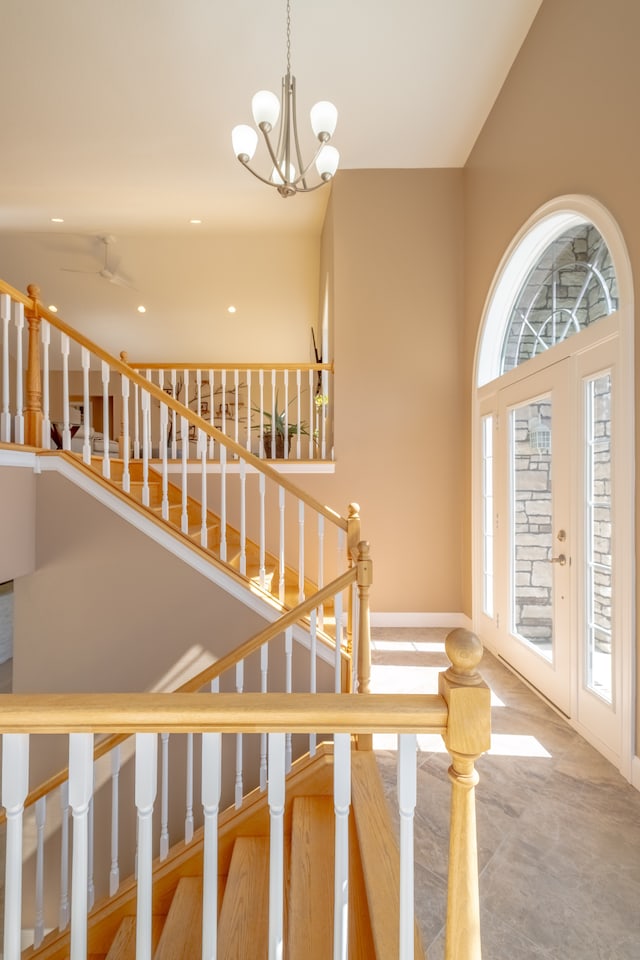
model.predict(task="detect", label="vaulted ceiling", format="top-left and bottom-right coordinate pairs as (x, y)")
top-left (0, 0), bottom-right (542, 357)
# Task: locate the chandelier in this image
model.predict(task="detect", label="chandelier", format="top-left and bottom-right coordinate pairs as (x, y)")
top-left (231, 0), bottom-right (339, 198)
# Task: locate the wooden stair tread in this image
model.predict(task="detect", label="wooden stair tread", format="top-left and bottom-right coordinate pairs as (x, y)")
top-left (104, 916), bottom-right (164, 960)
top-left (287, 796), bottom-right (335, 958)
top-left (351, 751), bottom-right (425, 960)
top-left (218, 836), bottom-right (270, 959)
top-left (153, 877), bottom-right (203, 960)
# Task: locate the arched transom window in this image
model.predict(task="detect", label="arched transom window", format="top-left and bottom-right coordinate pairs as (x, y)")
top-left (500, 223), bottom-right (618, 373)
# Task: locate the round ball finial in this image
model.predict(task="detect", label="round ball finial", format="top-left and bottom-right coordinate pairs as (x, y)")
top-left (348, 502), bottom-right (360, 519)
top-left (445, 628), bottom-right (483, 681)
top-left (120, 351), bottom-right (129, 364)
top-left (357, 540), bottom-right (370, 560)
top-left (27, 284), bottom-right (41, 301)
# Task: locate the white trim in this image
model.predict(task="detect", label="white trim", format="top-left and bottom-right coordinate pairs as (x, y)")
top-left (0, 448), bottom-right (37, 469)
top-left (371, 612), bottom-right (473, 629)
top-left (632, 756), bottom-right (640, 791)
top-left (36, 454), bottom-right (332, 664)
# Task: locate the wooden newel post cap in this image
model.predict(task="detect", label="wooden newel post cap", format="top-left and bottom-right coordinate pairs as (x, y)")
top-left (356, 540), bottom-right (372, 586)
top-left (348, 502), bottom-right (360, 519)
top-left (120, 351), bottom-right (129, 364)
top-left (26, 284), bottom-right (41, 301)
top-left (445, 628), bottom-right (483, 685)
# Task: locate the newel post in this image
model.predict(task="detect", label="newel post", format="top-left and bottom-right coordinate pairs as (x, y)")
top-left (439, 629), bottom-right (491, 960)
top-left (346, 502), bottom-right (361, 656)
top-left (356, 539), bottom-right (373, 750)
top-left (24, 284), bottom-right (43, 447)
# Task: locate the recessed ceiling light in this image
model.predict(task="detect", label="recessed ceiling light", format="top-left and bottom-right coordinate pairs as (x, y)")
top-left (48, 305), bottom-right (58, 313)
top-left (189, 219), bottom-right (202, 224)
top-left (50, 217), bottom-right (64, 223)
top-left (137, 305), bottom-right (146, 314)
top-left (227, 305), bottom-right (237, 314)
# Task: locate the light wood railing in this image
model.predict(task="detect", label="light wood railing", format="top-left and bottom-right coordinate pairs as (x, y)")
top-left (1, 629), bottom-right (490, 960)
top-left (124, 358), bottom-right (334, 461)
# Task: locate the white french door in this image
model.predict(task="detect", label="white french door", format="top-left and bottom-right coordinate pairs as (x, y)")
top-left (492, 337), bottom-right (625, 761)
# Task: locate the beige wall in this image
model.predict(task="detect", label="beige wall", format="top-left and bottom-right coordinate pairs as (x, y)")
top-left (0, 463), bottom-right (36, 582)
top-left (461, 0), bottom-right (640, 746)
top-left (299, 169), bottom-right (466, 613)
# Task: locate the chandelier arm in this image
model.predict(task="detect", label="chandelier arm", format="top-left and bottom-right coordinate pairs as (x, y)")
top-left (290, 74), bottom-right (309, 190)
top-left (291, 140), bottom-right (333, 186)
top-left (260, 126), bottom-right (286, 179)
top-left (236, 157), bottom-right (283, 188)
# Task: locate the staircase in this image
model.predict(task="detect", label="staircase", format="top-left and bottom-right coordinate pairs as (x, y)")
top-left (25, 746), bottom-right (424, 960)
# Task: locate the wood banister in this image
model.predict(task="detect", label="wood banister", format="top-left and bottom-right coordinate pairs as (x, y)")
top-left (439, 628), bottom-right (491, 960)
top-left (124, 360), bottom-right (335, 373)
top-left (0, 692), bottom-right (449, 735)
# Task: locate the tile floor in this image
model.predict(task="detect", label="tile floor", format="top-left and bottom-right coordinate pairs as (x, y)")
top-left (370, 627), bottom-right (640, 960)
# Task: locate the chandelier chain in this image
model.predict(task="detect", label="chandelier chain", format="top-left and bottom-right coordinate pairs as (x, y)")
top-left (286, 0), bottom-right (291, 74)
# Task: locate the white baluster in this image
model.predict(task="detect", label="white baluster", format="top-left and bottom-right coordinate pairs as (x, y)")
top-left (181, 415), bottom-right (189, 533)
top-left (220, 370), bottom-right (227, 440)
top-left (2, 734), bottom-right (29, 960)
top-left (278, 486), bottom-right (285, 603)
top-left (239, 458), bottom-right (247, 576)
top-left (296, 369), bottom-right (302, 461)
top-left (270, 370), bottom-right (276, 459)
top-left (109, 746), bottom-right (120, 895)
top-left (170, 370), bottom-right (177, 459)
top-left (135, 733), bottom-right (158, 960)
top-left (196, 368), bottom-right (202, 417)
top-left (41, 319), bottom-right (51, 448)
top-left (260, 643), bottom-right (269, 791)
top-left (220, 443), bottom-right (227, 561)
top-left (284, 370), bottom-right (289, 459)
top-left (318, 514), bottom-right (325, 630)
top-left (211, 675), bottom-right (219, 693)
top-left (202, 732), bottom-right (222, 960)
top-left (298, 500), bottom-right (305, 603)
top-left (321, 365), bottom-right (329, 459)
top-left (398, 734), bottom-right (417, 960)
top-left (133, 381), bottom-right (140, 459)
top-left (59, 780), bottom-right (70, 929)
top-left (121, 376), bottom-right (131, 492)
top-left (88, 791), bottom-right (95, 911)
top-left (78, 347), bottom-right (91, 463)
top-left (259, 472), bottom-right (266, 587)
top-left (185, 732), bottom-right (194, 843)
top-left (1, 294), bottom-right (11, 441)
top-left (69, 733), bottom-right (94, 960)
top-left (333, 733), bottom-right (351, 960)
top-left (352, 585), bottom-right (360, 693)
top-left (208, 368), bottom-right (215, 459)
top-left (308, 369), bottom-right (314, 459)
top-left (13, 302), bottom-right (24, 444)
top-left (259, 369), bottom-right (265, 457)
top-left (334, 592), bottom-right (344, 693)
top-left (268, 733), bottom-right (286, 960)
top-left (161, 401), bottom-right (169, 520)
top-left (310, 609), bottom-right (317, 756)
top-left (61, 332), bottom-right (70, 449)
top-left (235, 660), bottom-right (244, 808)
top-left (285, 627), bottom-right (293, 773)
top-left (160, 733), bottom-right (170, 860)
top-left (199, 428), bottom-right (208, 548)
top-left (245, 370), bottom-right (252, 452)
top-left (101, 361), bottom-right (111, 478)
top-left (141, 389), bottom-right (151, 505)
top-left (234, 368), bottom-right (240, 446)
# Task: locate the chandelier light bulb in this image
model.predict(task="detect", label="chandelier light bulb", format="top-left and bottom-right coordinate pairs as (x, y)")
top-left (315, 144), bottom-right (339, 180)
top-left (252, 90), bottom-right (281, 131)
top-left (232, 124), bottom-right (259, 162)
top-left (310, 101), bottom-right (338, 141)
top-left (271, 161), bottom-right (296, 185)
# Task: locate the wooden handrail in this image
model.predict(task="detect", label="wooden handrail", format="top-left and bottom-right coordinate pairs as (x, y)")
top-left (7, 281), bottom-right (346, 530)
top-left (0, 692), bottom-right (449, 734)
top-left (126, 361), bottom-right (335, 373)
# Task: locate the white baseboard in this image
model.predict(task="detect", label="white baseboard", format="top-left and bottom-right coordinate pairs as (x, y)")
top-left (370, 612), bottom-right (473, 629)
top-left (631, 755), bottom-right (640, 791)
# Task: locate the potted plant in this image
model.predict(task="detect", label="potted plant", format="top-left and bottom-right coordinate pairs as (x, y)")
top-left (253, 395), bottom-right (309, 458)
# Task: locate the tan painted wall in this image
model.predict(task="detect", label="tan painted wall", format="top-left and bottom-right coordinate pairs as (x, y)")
top-left (300, 169), bottom-right (466, 613)
top-left (0, 464), bottom-right (36, 582)
top-left (461, 0), bottom-right (640, 747)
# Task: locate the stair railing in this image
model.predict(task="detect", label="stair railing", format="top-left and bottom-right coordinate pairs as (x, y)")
top-left (122, 358), bottom-right (334, 462)
top-left (0, 281), bottom-right (350, 611)
top-left (1, 629), bottom-right (490, 960)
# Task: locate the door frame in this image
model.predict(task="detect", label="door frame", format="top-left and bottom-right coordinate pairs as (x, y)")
top-left (472, 196), bottom-right (635, 781)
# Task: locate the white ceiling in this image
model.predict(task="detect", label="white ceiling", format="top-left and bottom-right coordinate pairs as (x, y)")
top-left (0, 0), bottom-right (542, 356)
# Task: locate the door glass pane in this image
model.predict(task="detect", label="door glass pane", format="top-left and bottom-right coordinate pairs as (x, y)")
top-left (510, 397), bottom-right (553, 661)
top-left (585, 373), bottom-right (613, 703)
top-left (482, 415), bottom-right (494, 617)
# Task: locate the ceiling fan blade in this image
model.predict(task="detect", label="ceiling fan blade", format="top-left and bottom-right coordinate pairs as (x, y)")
top-left (108, 273), bottom-right (137, 290)
top-left (61, 267), bottom-right (98, 275)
